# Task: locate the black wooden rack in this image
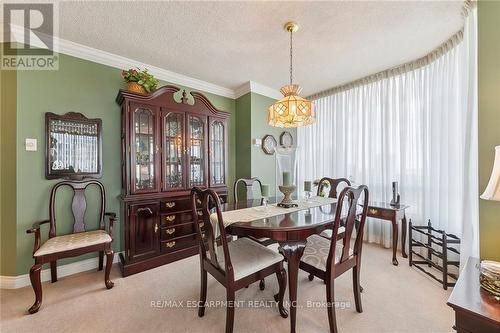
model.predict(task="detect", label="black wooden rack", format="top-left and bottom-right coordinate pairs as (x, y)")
top-left (409, 220), bottom-right (460, 290)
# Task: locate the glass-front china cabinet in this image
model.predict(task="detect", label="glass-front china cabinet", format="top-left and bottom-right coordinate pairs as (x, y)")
top-left (116, 86), bottom-right (229, 276)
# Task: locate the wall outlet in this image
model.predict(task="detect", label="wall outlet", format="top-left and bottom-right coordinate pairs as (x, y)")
top-left (25, 138), bottom-right (37, 151)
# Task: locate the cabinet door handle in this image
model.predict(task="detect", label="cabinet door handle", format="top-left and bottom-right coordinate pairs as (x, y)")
top-left (165, 202), bottom-right (176, 208)
top-left (154, 223), bottom-right (158, 233)
top-left (137, 207), bottom-right (153, 215)
top-left (166, 228), bottom-right (175, 235)
top-left (166, 241), bottom-right (176, 248)
top-left (165, 215), bottom-right (176, 222)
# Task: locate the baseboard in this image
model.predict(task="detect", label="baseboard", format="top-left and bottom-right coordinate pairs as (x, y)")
top-left (0, 253), bottom-right (121, 289)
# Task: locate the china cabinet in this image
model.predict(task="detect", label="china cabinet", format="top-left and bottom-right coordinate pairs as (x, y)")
top-left (116, 86), bottom-right (229, 276)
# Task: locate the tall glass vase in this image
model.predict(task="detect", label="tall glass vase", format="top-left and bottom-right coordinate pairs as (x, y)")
top-left (275, 146), bottom-right (298, 201)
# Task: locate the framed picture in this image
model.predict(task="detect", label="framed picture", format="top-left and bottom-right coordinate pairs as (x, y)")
top-left (46, 112), bottom-right (102, 179)
top-left (280, 131), bottom-right (293, 148)
top-left (261, 134), bottom-right (277, 155)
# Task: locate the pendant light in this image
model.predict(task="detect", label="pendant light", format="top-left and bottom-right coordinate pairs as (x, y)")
top-left (268, 22), bottom-right (315, 128)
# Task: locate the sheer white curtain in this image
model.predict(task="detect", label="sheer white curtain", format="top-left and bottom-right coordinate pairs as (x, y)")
top-left (297, 9), bottom-right (478, 266)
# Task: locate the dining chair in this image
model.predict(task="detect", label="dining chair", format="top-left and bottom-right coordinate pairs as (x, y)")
top-left (317, 177), bottom-right (351, 241)
top-left (233, 177), bottom-right (275, 290)
top-left (191, 187), bottom-right (288, 333)
top-left (316, 177), bottom-right (351, 198)
top-left (299, 185), bottom-right (369, 333)
top-left (26, 180), bottom-right (116, 314)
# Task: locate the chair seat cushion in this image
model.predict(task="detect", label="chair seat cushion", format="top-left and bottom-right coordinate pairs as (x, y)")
top-left (34, 230), bottom-right (111, 257)
top-left (301, 234), bottom-right (353, 272)
top-left (217, 237), bottom-right (284, 281)
top-left (319, 226), bottom-right (345, 239)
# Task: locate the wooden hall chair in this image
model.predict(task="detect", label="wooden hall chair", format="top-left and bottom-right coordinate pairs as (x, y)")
top-left (191, 187), bottom-right (288, 333)
top-left (233, 177), bottom-right (275, 290)
top-left (299, 185), bottom-right (369, 333)
top-left (26, 180), bottom-right (117, 314)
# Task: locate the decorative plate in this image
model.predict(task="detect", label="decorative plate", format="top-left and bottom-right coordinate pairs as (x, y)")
top-left (280, 131), bottom-right (293, 148)
top-left (262, 135), bottom-right (277, 155)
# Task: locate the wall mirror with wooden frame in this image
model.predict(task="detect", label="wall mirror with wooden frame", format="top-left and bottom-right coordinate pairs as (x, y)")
top-left (45, 112), bottom-right (102, 179)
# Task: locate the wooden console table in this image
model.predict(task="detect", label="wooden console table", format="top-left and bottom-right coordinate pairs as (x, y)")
top-left (366, 202), bottom-right (409, 265)
top-left (447, 257), bottom-right (500, 332)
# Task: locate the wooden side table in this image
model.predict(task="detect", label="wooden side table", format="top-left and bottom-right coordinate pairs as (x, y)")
top-left (366, 202), bottom-right (409, 265)
top-left (447, 257), bottom-right (500, 332)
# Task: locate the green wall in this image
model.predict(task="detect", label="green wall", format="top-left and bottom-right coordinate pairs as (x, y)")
top-left (478, 2), bottom-right (500, 261)
top-left (11, 52), bottom-right (235, 275)
top-left (234, 92), bottom-right (296, 198)
top-left (250, 93), bottom-right (296, 196)
top-left (235, 92), bottom-right (252, 194)
top-left (0, 46), bottom-right (18, 276)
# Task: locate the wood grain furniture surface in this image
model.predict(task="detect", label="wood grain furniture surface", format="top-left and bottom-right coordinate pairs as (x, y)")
top-left (366, 201), bottom-right (409, 265)
top-left (447, 257), bottom-right (500, 333)
top-left (116, 86), bottom-right (229, 276)
top-left (26, 180), bottom-right (116, 314)
top-left (233, 177), bottom-right (274, 290)
top-left (224, 197), bottom-right (344, 333)
top-left (299, 185), bottom-right (369, 333)
top-left (192, 188), bottom-right (287, 333)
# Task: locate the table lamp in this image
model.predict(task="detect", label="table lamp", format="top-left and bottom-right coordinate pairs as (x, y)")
top-left (479, 145), bottom-right (500, 296)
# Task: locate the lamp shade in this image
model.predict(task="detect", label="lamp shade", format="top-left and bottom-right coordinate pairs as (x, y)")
top-left (268, 84), bottom-right (315, 128)
top-left (480, 145), bottom-right (500, 201)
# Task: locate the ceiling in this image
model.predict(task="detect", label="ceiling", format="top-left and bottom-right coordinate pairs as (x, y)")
top-left (58, 1), bottom-right (465, 97)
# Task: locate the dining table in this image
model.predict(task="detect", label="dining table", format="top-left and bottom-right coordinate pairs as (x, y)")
top-left (221, 197), bottom-right (341, 333)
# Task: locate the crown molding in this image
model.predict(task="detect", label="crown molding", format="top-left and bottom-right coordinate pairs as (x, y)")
top-left (235, 81), bottom-right (282, 100)
top-left (58, 38), bottom-right (235, 99)
top-left (0, 253), bottom-right (121, 289)
top-left (6, 25), bottom-right (282, 100)
top-left (6, 24), bottom-right (234, 98)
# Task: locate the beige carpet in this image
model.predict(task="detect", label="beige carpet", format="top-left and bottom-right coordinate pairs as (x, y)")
top-left (1, 243), bottom-right (454, 333)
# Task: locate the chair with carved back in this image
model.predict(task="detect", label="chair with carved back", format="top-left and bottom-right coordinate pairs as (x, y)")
top-left (233, 177), bottom-right (275, 290)
top-left (300, 185), bottom-right (369, 333)
top-left (317, 177), bottom-right (351, 241)
top-left (191, 187), bottom-right (287, 333)
top-left (26, 180), bottom-right (117, 314)
top-left (316, 177), bottom-right (351, 198)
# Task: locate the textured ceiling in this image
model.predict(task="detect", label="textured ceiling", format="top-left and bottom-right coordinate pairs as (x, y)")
top-left (59, 1), bottom-right (464, 96)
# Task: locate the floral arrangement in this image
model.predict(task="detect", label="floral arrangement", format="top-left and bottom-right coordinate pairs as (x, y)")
top-left (121, 68), bottom-right (159, 93)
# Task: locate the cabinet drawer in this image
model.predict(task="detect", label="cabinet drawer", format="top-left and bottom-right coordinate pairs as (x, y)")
top-left (160, 198), bottom-right (193, 213)
top-left (161, 233), bottom-right (198, 253)
top-left (367, 207), bottom-right (394, 220)
top-left (160, 209), bottom-right (204, 226)
top-left (160, 222), bottom-right (196, 240)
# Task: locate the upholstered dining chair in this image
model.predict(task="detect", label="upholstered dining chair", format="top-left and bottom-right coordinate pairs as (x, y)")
top-left (26, 180), bottom-right (116, 314)
top-left (233, 177), bottom-right (275, 290)
top-left (300, 185), bottom-right (369, 333)
top-left (317, 177), bottom-right (351, 241)
top-left (191, 187), bottom-right (287, 333)
top-left (316, 177), bottom-right (352, 199)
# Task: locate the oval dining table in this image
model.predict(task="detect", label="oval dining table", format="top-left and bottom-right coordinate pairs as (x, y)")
top-left (222, 197), bottom-right (340, 333)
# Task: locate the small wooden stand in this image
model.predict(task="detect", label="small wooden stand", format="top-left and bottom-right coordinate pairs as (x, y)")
top-left (409, 220), bottom-right (460, 290)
